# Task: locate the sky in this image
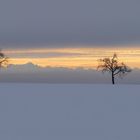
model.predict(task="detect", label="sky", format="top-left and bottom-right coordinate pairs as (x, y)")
top-left (0, 0), bottom-right (140, 47)
top-left (3, 47), bottom-right (140, 69)
top-left (0, 0), bottom-right (140, 83)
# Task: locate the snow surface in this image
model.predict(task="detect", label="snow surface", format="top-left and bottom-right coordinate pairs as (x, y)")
top-left (0, 84), bottom-right (140, 140)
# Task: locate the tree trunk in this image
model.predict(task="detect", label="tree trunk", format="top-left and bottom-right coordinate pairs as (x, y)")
top-left (112, 73), bottom-right (115, 85)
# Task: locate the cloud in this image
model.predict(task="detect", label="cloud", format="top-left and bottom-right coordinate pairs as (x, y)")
top-left (0, 62), bottom-right (139, 84)
top-left (0, 0), bottom-right (140, 47)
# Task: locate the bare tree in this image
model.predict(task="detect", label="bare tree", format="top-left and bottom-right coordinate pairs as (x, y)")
top-left (97, 53), bottom-right (131, 84)
top-left (0, 50), bottom-right (8, 69)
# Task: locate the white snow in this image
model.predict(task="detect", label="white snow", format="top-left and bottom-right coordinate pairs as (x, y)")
top-left (0, 84), bottom-right (140, 140)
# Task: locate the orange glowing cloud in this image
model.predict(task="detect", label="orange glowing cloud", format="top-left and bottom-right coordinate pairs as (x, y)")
top-left (3, 46), bottom-right (140, 69)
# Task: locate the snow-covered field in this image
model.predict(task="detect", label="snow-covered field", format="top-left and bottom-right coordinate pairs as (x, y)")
top-left (1, 84), bottom-right (140, 140)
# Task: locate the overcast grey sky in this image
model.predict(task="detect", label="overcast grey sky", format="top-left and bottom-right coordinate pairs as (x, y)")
top-left (0, 0), bottom-right (140, 47)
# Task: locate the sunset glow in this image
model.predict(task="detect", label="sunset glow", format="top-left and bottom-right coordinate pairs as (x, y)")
top-left (4, 46), bottom-right (140, 69)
